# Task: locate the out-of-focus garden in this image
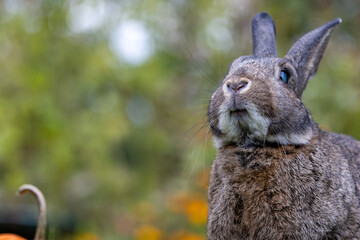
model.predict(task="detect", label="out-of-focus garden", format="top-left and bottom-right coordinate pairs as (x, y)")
top-left (0, 0), bottom-right (359, 239)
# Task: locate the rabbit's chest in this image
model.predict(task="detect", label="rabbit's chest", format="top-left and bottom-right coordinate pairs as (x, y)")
top-left (222, 149), bottom-right (298, 212)
top-left (209, 146), bottom-right (321, 236)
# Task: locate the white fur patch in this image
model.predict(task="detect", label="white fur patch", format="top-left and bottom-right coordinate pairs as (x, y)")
top-left (216, 105), bottom-right (241, 147)
top-left (213, 136), bottom-right (226, 148)
top-left (245, 104), bottom-right (271, 139)
top-left (266, 129), bottom-right (313, 145)
top-left (214, 102), bottom-right (271, 148)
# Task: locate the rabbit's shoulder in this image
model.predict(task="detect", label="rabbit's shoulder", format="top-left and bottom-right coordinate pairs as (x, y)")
top-left (324, 131), bottom-right (360, 155)
top-left (321, 131), bottom-right (360, 184)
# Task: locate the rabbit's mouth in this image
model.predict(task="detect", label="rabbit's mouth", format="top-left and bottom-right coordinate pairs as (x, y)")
top-left (212, 102), bottom-right (271, 147)
top-left (230, 109), bottom-right (248, 118)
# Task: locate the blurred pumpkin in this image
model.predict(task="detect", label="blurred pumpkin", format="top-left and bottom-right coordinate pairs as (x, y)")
top-left (0, 184), bottom-right (47, 240)
top-left (0, 233), bottom-right (26, 240)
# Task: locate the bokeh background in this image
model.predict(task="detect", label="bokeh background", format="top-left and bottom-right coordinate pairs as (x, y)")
top-left (0, 0), bottom-right (359, 239)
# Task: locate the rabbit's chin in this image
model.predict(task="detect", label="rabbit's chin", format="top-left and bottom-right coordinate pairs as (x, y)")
top-left (213, 104), bottom-right (313, 148)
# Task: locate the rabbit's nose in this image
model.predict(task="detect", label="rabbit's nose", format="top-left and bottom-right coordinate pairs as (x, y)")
top-left (226, 80), bottom-right (249, 93)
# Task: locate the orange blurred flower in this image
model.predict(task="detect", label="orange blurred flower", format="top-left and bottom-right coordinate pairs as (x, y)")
top-left (185, 199), bottom-right (208, 225)
top-left (166, 191), bottom-right (208, 225)
top-left (169, 230), bottom-right (205, 240)
top-left (166, 192), bottom-right (191, 214)
top-left (134, 224), bottom-right (162, 240)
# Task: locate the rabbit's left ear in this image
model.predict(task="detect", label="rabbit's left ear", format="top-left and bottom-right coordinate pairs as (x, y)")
top-left (285, 18), bottom-right (341, 97)
top-left (252, 12), bottom-right (277, 57)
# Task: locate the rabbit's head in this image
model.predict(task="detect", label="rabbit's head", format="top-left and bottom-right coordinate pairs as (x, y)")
top-left (208, 12), bottom-right (341, 148)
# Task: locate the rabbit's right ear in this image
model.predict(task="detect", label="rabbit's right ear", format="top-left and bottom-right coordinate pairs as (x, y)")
top-left (284, 18), bottom-right (341, 97)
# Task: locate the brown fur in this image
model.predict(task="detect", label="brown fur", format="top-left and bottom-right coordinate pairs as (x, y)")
top-left (208, 128), bottom-right (360, 239)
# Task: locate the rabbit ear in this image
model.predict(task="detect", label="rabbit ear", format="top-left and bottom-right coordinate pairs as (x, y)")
top-left (285, 18), bottom-right (342, 97)
top-left (252, 12), bottom-right (277, 57)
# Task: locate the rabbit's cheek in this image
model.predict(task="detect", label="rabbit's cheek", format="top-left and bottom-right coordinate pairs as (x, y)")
top-left (243, 104), bottom-right (271, 138)
top-left (217, 106), bottom-right (243, 142)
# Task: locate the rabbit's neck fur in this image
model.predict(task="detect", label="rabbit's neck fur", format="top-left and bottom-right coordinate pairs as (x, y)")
top-left (208, 125), bottom-right (360, 239)
top-left (213, 111), bottom-right (314, 149)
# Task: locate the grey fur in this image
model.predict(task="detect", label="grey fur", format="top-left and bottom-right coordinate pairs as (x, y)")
top-left (252, 12), bottom-right (277, 57)
top-left (207, 13), bottom-right (360, 239)
top-left (285, 18), bottom-right (342, 97)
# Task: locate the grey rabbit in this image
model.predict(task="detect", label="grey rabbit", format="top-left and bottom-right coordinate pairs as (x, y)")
top-left (207, 12), bottom-right (360, 239)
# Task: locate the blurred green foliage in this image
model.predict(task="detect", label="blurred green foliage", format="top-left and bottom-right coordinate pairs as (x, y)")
top-left (0, 0), bottom-right (359, 239)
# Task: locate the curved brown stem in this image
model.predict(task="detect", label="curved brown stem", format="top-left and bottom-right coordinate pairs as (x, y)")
top-left (18, 184), bottom-right (46, 240)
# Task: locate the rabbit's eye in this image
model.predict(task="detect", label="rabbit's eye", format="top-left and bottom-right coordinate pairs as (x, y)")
top-left (280, 70), bottom-right (289, 83)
